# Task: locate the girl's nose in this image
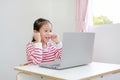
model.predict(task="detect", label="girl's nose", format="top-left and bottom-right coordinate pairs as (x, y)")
top-left (48, 33), bottom-right (52, 37)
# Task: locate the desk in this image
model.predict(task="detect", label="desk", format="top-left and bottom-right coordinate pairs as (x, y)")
top-left (14, 62), bottom-right (120, 80)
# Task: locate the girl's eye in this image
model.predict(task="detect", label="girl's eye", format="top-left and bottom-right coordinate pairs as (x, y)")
top-left (45, 30), bottom-right (48, 32)
top-left (44, 30), bottom-right (52, 32)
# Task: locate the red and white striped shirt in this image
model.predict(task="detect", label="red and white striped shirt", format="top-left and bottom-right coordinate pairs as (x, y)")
top-left (26, 41), bottom-right (62, 65)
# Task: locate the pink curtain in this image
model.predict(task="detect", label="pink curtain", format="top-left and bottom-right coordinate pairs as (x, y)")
top-left (75, 0), bottom-right (93, 32)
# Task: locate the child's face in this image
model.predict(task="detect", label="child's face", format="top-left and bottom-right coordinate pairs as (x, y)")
top-left (39, 23), bottom-right (52, 43)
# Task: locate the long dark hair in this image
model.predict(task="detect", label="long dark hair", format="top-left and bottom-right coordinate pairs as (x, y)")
top-left (32, 18), bottom-right (52, 42)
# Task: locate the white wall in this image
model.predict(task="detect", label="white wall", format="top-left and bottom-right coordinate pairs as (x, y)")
top-left (0, 0), bottom-right (75, 80)
top-left (93, 24), bottom-right (120, 64)
top-left (52, 0), bottom-right (75, 38)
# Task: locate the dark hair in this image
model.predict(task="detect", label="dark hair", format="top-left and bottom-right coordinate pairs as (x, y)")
top-left (32, 18), bottom-right (52, 42)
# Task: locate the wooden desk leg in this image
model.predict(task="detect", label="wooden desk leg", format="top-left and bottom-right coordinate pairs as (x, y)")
top-left (16, 72), bottom-right (23, 80)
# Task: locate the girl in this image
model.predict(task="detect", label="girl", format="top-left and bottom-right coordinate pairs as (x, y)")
top-left (26, 18), bottom-right (62, 65)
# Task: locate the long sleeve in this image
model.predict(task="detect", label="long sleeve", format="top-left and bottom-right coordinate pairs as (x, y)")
top-left (54, 42), bottom-right (62, 59)
top-left (26, 42), bottom-right (43, 64)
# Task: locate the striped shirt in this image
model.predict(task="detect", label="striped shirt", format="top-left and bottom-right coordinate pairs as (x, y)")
top-left (26, 41), bottom-right (62, 65)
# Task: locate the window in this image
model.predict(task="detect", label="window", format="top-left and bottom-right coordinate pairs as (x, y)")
top-left (92, 0), bottom-right (120, 25)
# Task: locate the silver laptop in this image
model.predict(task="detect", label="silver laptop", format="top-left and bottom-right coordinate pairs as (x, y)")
top-left (39, 32), bottom-right (95, 69)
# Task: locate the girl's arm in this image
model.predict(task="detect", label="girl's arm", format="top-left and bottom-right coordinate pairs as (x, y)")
top-left (26, 42), bottom-right (43, 64)
top-left (54, 42), bottom-right (62, 59)
top-left (50, 34), bottom-right (62, 59)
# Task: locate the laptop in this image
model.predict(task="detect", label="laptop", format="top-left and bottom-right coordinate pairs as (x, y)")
top-left (39, 32), bottom-right (95, 69)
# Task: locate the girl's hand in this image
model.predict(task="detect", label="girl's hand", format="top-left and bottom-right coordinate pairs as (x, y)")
top-left (51, 34), bottom-right (60, 44)
top-left (33, 32), bottom-right (41, 43)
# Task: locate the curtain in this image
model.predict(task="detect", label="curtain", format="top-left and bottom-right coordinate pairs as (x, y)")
top-left (75, 0), bottom-right (93, 32)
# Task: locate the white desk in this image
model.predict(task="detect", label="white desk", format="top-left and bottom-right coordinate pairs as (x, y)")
top-left (14, 62), bottom-right (120, 80)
